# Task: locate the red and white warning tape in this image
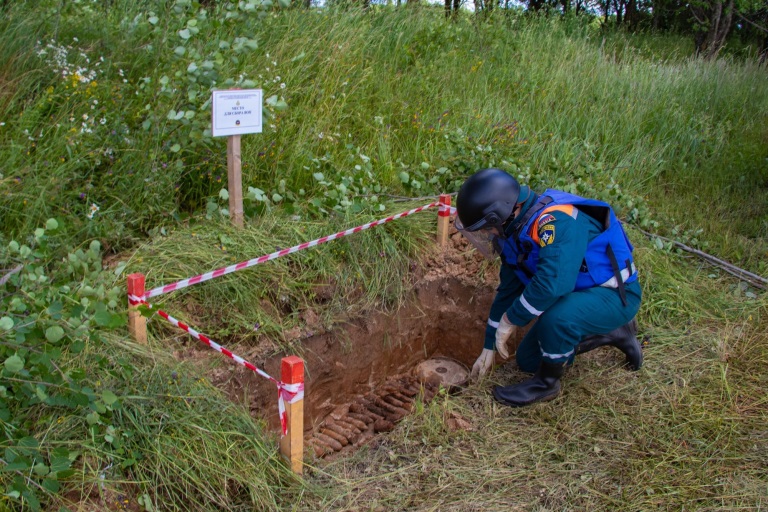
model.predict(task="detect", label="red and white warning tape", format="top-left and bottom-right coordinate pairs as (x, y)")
top-left (128, 197), bottom-right (457, 434)
top-left (128, 294), bottom-right (303, 436)
top-left (143, 201), bottom-right (447, 300)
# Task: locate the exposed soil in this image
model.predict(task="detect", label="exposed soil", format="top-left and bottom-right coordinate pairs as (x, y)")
top-left (200, 227), bottom-right (529, 457)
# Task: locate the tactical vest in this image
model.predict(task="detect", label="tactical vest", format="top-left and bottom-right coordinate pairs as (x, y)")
top-left (498, 189), bottom-right (637, 303)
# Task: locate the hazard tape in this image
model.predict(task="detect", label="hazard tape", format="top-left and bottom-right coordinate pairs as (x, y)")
top-left (142, 201), bottom-right (442, 300)
top-left (127, 198), bottom-right (456, 433)
top-left (129, 294), bottom-right (303, 436)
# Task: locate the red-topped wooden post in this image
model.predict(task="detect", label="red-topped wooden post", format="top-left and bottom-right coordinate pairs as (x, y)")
top-left (127, 273), bottom-right (147, 344)
top-left (279, 356), bottom-right (304, 475)
top-left (437, 194), bottom-right (452, 247)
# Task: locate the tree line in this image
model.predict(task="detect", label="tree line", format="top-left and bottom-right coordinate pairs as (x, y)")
top-left (452, 0), bottom-right (767, 60)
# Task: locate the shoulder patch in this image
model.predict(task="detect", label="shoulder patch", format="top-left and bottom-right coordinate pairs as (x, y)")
top-left (538, 224), bottom-right (555, 247)
top-left (537, 213), bottom-right (556, 228)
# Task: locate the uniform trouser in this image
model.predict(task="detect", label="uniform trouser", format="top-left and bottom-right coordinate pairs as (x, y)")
top-left (515, 280), bottom-right (642, 373)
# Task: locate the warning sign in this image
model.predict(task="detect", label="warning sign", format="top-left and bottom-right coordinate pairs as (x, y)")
top-left (211, 89), bottom-right (263, 137)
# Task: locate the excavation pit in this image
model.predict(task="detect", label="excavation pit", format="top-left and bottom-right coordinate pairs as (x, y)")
top-left (208, 234), bottom-right (524, 459)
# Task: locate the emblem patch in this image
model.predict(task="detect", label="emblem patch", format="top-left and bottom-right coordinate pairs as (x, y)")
top-left (539, 224), bottom-right (555, 247)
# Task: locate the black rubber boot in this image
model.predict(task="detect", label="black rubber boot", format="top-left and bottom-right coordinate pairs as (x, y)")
top-left (576, 318), bottom-right (643, 371)
top-left (492, 361), bottom-right (564, 407)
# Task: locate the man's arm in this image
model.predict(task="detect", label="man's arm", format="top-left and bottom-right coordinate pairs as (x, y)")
top-left (484, 264), bottom-right (524, 349)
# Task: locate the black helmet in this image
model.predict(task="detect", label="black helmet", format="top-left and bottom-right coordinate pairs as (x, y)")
top-left (456, 168), bottom-right (521, 232)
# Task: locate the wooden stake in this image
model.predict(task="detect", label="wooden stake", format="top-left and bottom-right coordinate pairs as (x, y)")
top-left (279, 356), bottom-right (304, 475)
top-left (227, 134), bottom-right (244, 228)
top-left (127, 273), bottom-right (147, 344)
top-left (437, 194), bottom-right (451, 247)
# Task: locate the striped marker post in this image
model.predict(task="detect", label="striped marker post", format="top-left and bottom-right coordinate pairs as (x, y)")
top-left (127, 273), bottom-right (147, 344)
top-left (437, 194), bottom-right (452, 247)
top-left (279, 356), bottom-right (305, 475)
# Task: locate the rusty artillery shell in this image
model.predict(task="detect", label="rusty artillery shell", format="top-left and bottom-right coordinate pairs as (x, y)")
top-left (359, 398), bottom-right (389, 419)
top-left (399, 382), bottom-right (420, 397)
top-left (373, 396), bottom-right (409, 418)
top-left (382, 394), bottom-right (406, 408)
top-left (350, 404), bottom-right (383, 422)
top-left (332, 418), bottom-right (362, 435)
top-left (354, 432), bottom-right (374, 446)
top-left (381, 384), bottom-right (401, 395)
top-left (315, 433), bottom-right (343, 452)
top-left (392, 391), bottom-right (414, 404)
top-left (347, 412), bottom-right (374, 425)
top-left (373, 418), bottom-right (395, 433)
top-left (321, 428), bottom-right (349, 447)
top-left (309, 440), bottom-right (333, 457)
top-left (325, 422), bottom-right (355, 440)
top-left (340, 416), bottom-right (368, 430)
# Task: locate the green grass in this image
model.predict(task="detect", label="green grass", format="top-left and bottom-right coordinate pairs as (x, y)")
top-left (42, 334), bottom-right (305, 512)
top-left (126, 203), bottom-right (434, 348)
top-left (1, 2), bottom-right (767, 510)
top-left (2, 3), bottom-right (766, 259)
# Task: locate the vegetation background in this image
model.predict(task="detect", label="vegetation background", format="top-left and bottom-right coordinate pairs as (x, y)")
top-left (0, 0), bottom-right (766, 510)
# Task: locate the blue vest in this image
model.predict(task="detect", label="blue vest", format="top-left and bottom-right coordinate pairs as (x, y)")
top-left (499, 189), bottom-right (637, 291)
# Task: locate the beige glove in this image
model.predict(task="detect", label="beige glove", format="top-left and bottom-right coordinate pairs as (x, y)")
top-left (470, 348), bottom-right (495, 381)
top-left (495, 314), bottom-right (517, 359)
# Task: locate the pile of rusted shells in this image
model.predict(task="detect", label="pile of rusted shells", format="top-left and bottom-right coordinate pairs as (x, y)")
top-left (307, 375), bottom-right (440, 457)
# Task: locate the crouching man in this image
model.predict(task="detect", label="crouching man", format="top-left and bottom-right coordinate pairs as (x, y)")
top-left (456, 168), bottom-right (643, 407)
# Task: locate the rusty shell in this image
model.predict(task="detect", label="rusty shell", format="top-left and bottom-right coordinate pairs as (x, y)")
top-left (315, 433), bottom-right (342, 452)
top-left (321, 428), bottom-right (349, 447)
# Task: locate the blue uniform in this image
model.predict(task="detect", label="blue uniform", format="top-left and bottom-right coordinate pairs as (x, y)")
top-left (484, 189), bottom-right (642, 372)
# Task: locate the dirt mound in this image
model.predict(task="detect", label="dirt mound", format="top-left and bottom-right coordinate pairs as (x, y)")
top-left (420, 225), bottom-right (498, 285)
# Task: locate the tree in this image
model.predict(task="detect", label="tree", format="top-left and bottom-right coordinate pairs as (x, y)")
top-left (735, 1), bottom-right (768, 62)
top-left (691, 0), bottom-right (737, 58)
top-left (444, 0), bottom-right (461, 18)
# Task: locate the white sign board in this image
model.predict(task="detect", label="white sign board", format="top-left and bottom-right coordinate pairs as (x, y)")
top-left (211, 89), bottom-right (263, 137)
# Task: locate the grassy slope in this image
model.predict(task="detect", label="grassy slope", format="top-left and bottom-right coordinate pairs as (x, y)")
top-left (1, 2), bottom-right (767, 511)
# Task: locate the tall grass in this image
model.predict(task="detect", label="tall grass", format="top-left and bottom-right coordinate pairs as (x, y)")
top-left (1, 2), bottom-right (767, 511)
top-left (1, 4), bottom-right (765, 261)
top-left (45, 334), bottom-right (304, 511)
top-left (128, 204), bottom-right (433, 348)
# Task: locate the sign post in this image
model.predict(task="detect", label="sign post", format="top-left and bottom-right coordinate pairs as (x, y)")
top-left (226, 135), bottom-right (243, 227)
top-left (212, 89), bottom-right (263, 228)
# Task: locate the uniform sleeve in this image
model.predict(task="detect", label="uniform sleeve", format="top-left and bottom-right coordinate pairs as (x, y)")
top-left (505, 211), bottom-right (589, 326)
top-left (483, 264), bottom-right (524, 350)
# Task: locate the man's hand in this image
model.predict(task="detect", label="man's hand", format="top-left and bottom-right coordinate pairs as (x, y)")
top-left (495, 314), bottom-right (516, 359)
top-left (470, 348), bottom-right (495, 381)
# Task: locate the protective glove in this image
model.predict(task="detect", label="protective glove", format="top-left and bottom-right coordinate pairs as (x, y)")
top-left (495, 314), bottom-right (516, 359)
top-left (470, 348), bottom-right (495, 381)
